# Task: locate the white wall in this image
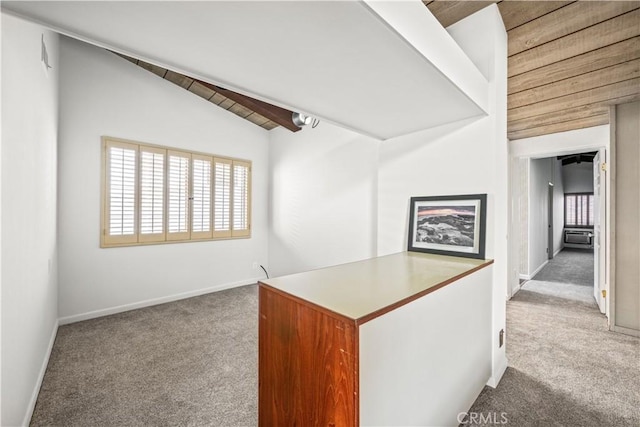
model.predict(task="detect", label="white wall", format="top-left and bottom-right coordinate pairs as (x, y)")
top-left (268, 123), bottom-right (378, 277)
top-left (563, 162), bottom-right (594, 193)
top-left (58, 37), bottom-right (269, 321)
top-left (526, 157), bottom-right (570, 277)
top-left (517, 158), bottom-right (529, 280)
top-left (376, 5), bottom-right (508, 387)
top-left (553, 159), bottom-right (565, 255)
top-left (360, 265), bottom-right (493, 426)
top-left (528, 158), bottom-right (552, 277)
top-left (1, 14), bottom-right (59, 426)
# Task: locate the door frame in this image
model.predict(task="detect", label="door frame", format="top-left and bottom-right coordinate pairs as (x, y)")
top-left (593, 149), bottom-right (607, 314)
top-left (508, 125), bottom-right (611, 322)
top-left (548, 182), bottom-right (554, 260)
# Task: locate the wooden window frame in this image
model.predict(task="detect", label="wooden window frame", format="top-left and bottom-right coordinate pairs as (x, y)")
top-left (101, 136), bottom-right (251, 248)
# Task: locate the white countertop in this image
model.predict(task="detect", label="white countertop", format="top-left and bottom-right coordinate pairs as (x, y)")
top-left (260, 252), bottom-right (492, 322)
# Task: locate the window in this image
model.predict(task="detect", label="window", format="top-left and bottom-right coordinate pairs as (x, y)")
top-left (564, 193), bottom-right (594, 228)
top-left (102, 137), bottom-right (251, 247)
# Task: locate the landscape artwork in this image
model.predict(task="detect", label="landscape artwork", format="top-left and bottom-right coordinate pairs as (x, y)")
top-left (408, 194), bottom-right (487, 259)
top-left (416, 205), bottom-right (476, 247)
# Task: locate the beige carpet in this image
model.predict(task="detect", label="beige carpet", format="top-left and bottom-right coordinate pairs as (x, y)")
top-left (31, 281), bottom-right (639, 426)
top-left (30, 285), bottom-right (258, 426)
top-left (462, 281), bottom-right (640, 426)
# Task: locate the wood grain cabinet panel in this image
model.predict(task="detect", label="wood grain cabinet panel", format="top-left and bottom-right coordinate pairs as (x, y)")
top-left (259, 287), bottom-right (358, 427)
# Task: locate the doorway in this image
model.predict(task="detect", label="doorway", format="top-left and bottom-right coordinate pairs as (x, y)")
top-left (520, 153), bottom-right (597, 306)
top-left (508, 125), bottom-right (610, 320)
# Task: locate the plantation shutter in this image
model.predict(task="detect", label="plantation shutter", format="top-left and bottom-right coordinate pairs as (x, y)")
top-left (101, 136), bottom-right (251, 247)
top-left (577, 195), bottom-right (585, 226)
top-left (232, 160), bottom-right (251, 237)
top-left (139, 147), bottom-right (166, 242)
top-left (565, 194), bottom-right (594, 227)
top-left (213, 157), bottom-right (232, 238)
top-left (167, 150), bottom-right (191, 241)
top-left (191, 154), bottom-right (213, 239)
top-left (104, 140), bottom-right (138, 245)
top-left (565, 195), bottom-right (576, 226)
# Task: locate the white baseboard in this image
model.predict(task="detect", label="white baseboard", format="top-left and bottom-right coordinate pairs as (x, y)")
top-left (487, 355), bottom-right (508, 388)
top-left (58, 277), bottom-right (263, 325)
top-left (519, 274), bottom-right (530, 281)
top-left (23, 319), bottom-right (59, 426)
top-left (528, 260), bottom-right (549, 280)
top-left (553, 247), bottom-right (562, 257)
top-left (611, 325), bottom-right (640, 338)
top-left (510, 283), bottom-right (521, 298)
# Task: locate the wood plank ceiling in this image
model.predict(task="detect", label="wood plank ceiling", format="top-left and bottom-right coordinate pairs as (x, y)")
top-left (425, 0), bottom-right (640, 140)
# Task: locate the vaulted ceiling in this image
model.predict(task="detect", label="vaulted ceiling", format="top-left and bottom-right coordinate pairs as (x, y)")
top-left (9, 1), bottom-right (636, 140)
top-left (119, 1), bottom-right (640, 141)
top-left (425, 1), bottom-right (640, 140)
top-left (4, 0), bottom-right (487, 140)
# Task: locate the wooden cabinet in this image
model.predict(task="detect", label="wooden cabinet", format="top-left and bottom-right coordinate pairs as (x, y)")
top-left (259, 252), bottom-right (493, 426)
top-left (259, 287), bottom-right (358, 426)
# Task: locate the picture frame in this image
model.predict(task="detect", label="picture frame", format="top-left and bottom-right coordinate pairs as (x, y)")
top-left (408, 194), bottom-right (487, 259)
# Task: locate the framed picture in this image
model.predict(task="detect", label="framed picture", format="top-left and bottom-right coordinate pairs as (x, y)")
top-left (408, 194), bottom-right (487, 259)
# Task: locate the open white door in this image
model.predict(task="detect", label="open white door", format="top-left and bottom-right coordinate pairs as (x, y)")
top-left (593, 150), bottom-right (607, 314)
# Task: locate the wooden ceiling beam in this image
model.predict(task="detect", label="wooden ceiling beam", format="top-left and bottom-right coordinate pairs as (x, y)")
top-left (509, 8), bottom-right (640, 77)
top-left (508, 59), bottom-right (640, 109)
top-left (113, 51), bottom-right (298, 132)
top-left (498, 1), bottom-right (572, 31)
top-left (508, 78), bottom-right (640, 122)
top-left (194, 79), bottom-right (300, 133)
top-left (508, 114), bottom-right (609, 140)
top-left (508, 1), bottom-right (639, 56)
top-left (509, 37), bottom-right (640, 95)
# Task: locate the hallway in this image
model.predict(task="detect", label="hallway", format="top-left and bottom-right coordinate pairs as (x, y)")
top-left (463, 279), bottom-right (640, 426)
top-left (522, 247), bottom-right (596, 305)
top-left (533, 248), bottom-right (594, 288)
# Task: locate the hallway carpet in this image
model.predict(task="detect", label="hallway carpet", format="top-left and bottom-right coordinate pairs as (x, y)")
top-left (533, 247), bottom-right (594, 287)
top-left (521, 279), bottom-right (594, 305)
top-left (462, 281), bottom-right (640, 426)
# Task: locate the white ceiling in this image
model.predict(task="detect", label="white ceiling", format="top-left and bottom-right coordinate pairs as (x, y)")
top-left (2, 0), bottom-right (488, 140)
